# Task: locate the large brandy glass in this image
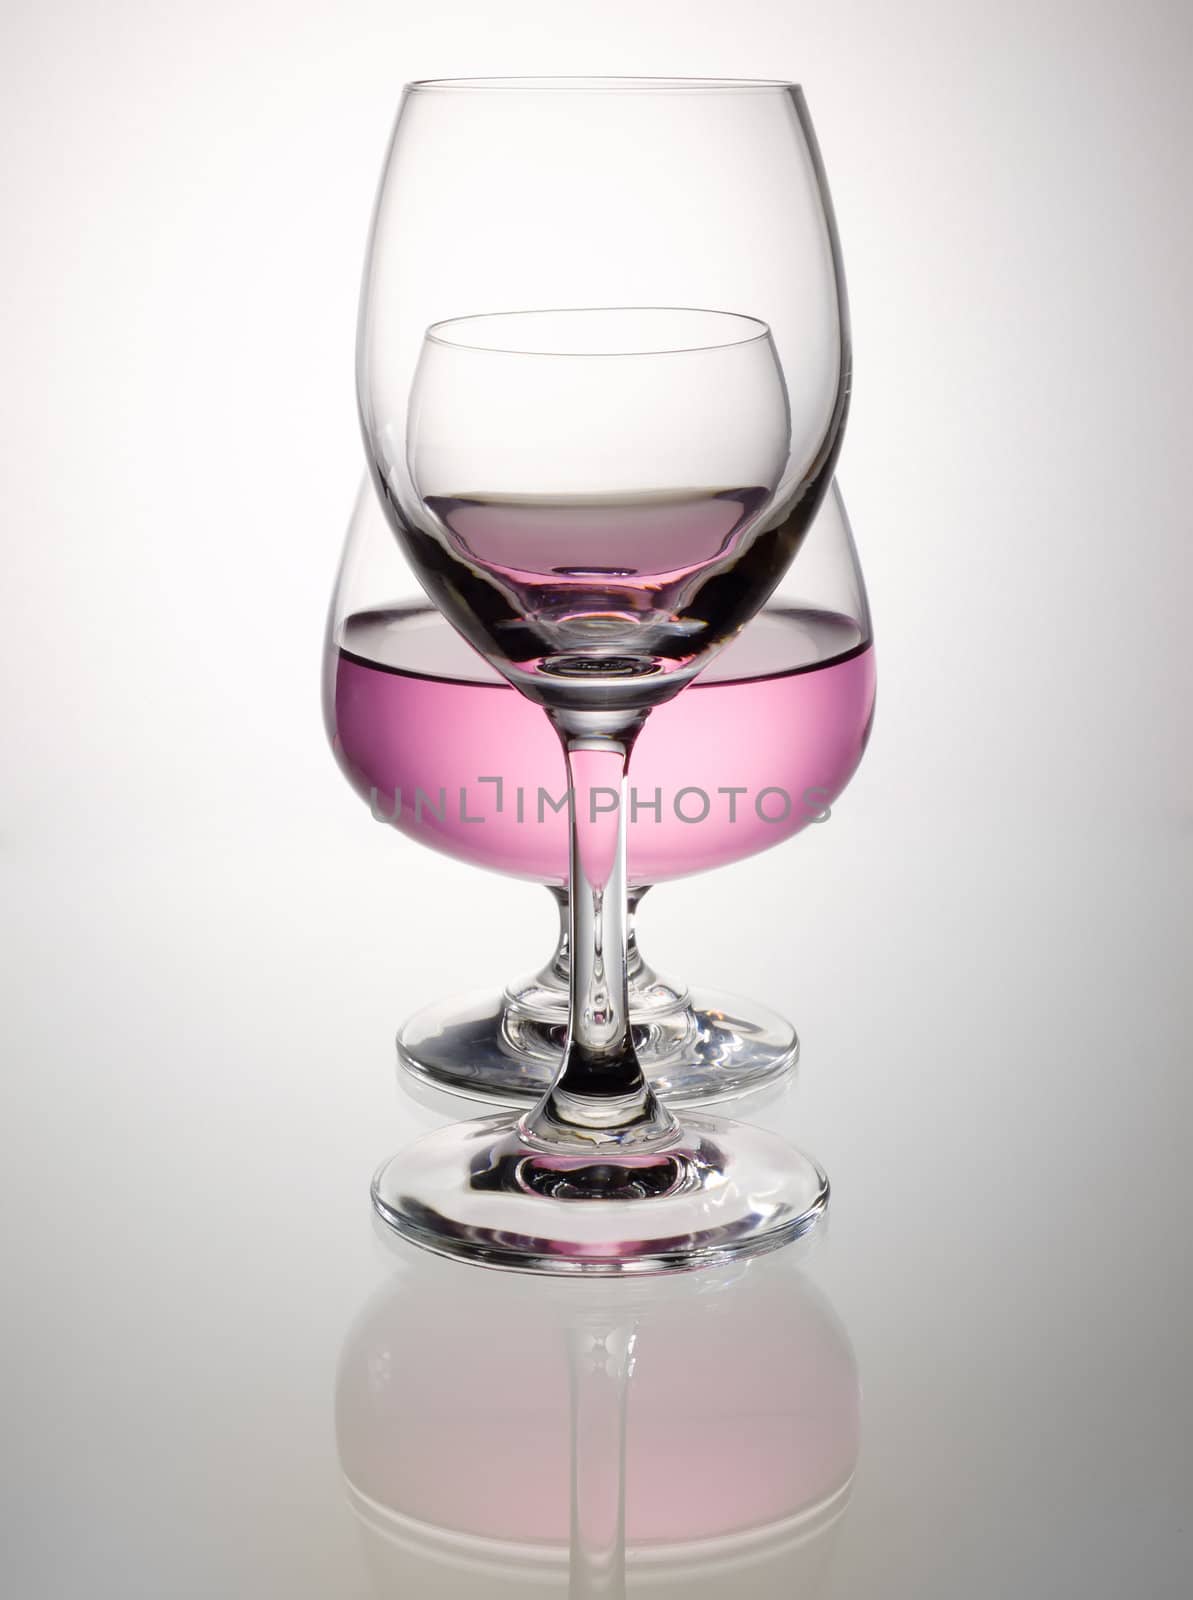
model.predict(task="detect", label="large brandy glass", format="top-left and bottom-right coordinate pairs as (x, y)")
top-left (325, 473), bottom-right (874, 1106)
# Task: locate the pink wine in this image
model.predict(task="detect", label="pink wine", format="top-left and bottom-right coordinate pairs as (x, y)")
top-left (329, 605), bottom-right (874, 887)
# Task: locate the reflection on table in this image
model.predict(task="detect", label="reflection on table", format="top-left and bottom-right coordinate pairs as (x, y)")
top-left (336, 1232), bottom-right (860, 1596)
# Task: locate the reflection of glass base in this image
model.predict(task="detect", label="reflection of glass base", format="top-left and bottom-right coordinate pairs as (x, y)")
top-left (397, 986), bottom-right (799, 1109)
top-left (371, 1113), bottom-right (829, 1276)
top-left (344, 1480), bottom-right (853, 1595)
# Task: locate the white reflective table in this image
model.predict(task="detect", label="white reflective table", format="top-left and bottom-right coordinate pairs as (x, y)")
top-left (4, 795), bottom-right (1189, 1599)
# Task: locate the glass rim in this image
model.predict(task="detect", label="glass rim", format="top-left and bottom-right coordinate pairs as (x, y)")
top-left (424, 306), bottom-right (773, 358)
top-left (406, 75), bottom-right (800, 94)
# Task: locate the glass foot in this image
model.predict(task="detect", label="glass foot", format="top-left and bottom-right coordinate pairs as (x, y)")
top-left (397, 985), bottom-right (799, 1109)
top-left (371, 1113), bottom-right (829, 1276)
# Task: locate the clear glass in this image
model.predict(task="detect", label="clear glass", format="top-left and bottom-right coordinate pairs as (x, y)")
top-left (355, 76), bottom-right (850, 1272)
top-left (324, 472), bottom-right (874, 1105)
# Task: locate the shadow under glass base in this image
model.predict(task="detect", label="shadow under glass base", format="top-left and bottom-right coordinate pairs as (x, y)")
top-left (397, 985), bottom-right (799, 1109)
top-left (371, 1113), bottom-right (829, 1276)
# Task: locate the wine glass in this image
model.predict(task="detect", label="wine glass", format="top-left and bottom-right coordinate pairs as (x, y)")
top-left (356, 78), bottom-right (850, 1272)
top-left (325, 471), bottom-right (874, 1106)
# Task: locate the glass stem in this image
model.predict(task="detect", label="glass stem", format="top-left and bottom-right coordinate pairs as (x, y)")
top-left (566, 1317), bottom-right (637, 1600)
top-left (520, 711), bottom-right (679, 1152)
top-left (536, 884), bottom-right (652, 994)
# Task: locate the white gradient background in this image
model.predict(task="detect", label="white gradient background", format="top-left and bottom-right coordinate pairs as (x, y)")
top-left (2, 2), bottom-right (1191, 1596)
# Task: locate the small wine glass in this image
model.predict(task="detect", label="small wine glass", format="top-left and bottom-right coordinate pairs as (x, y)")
top-left (355, 77), bottom-right (850, 1272)
top-left (325, 471), bottom-right (874, 1106)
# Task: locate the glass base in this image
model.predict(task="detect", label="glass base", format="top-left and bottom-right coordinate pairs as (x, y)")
top-left (397, 985), bottom-right (799, 1109)
top-left (370, 1113), bottom-right (829, 1276)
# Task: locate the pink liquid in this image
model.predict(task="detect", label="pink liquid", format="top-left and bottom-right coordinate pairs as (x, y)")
top-left (329, 605), bottom-right (875, 886)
